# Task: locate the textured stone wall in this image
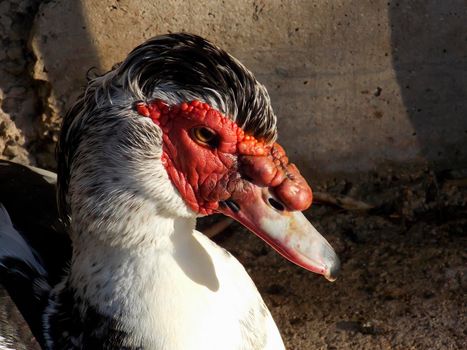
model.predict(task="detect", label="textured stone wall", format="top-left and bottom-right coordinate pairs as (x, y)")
top-left (0, 0), bottom-right (40, 165)
top-left (1, 0), bottom-right (466, 179)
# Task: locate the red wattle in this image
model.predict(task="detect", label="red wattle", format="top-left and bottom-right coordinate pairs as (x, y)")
top-left (135, 99), bottom-right (313, 214)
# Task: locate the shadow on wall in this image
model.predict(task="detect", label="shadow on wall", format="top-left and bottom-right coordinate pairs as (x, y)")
top-left (34, 0), bottom-right (103, 114)
top-left (23, 0), bottom-right (104, 168)
top-left (389, 1), bottom-right (467, 171)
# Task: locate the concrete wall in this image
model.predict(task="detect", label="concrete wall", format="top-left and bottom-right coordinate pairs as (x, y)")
top-left (2, 0), bottom-right (467, 178)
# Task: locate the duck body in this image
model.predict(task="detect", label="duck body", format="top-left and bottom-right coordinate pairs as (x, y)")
top-left (0, 165), bottom-right (283, 350)
top-left (44, 229), bottom-right (283, 350)
top-left (0, 33), bottom-right (339, 349)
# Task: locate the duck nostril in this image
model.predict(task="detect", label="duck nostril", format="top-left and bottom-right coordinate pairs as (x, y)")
top-left (221, 199), bottom-right (240, 213)
top-left (268, 197), bottom-right (285, 212)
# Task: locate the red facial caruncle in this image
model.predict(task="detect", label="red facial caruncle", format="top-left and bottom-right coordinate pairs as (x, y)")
top-left (135, 99), bottom-right (339, 281)
top-left (135, 99), bottom-right (312, 215)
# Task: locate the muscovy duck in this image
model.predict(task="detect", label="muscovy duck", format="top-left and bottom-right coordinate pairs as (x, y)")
top-left (0, 33), bottom-right (339, 349)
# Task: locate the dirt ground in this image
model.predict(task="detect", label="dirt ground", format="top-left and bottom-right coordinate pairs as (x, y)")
top-left (212, 166), bottom-right (466, 349)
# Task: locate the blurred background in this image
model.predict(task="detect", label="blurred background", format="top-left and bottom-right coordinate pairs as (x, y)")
top-left (0, 0), bottom-right (465, 349)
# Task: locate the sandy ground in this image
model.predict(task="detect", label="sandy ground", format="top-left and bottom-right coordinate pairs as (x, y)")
top-left (0, 167), bottom-right (466, 349)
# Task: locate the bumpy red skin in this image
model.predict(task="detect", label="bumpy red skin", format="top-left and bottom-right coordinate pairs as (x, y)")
top-left (135, 100), bottom-right (312, 215)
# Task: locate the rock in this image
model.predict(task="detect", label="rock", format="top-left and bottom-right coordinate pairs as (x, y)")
top-left (0, 90), bottom-right (29, 165)
top-left (0, 0), bottom-right (40, 166)
top-left (6, 47), bottom-right (23, 61)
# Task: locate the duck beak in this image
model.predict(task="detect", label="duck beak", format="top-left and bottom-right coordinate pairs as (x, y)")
top-left (218, 186), bottom-right (340, 281)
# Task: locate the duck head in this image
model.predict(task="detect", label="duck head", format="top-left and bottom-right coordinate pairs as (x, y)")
top-left (57, 33), bottom-right (339, 281)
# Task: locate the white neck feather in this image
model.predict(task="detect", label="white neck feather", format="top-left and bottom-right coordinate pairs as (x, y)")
top-left (66, 204), bottom-right (283, 349)
top-left (69, 213), bottom-right (198, 302)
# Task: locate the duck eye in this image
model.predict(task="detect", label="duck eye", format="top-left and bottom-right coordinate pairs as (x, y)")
top-left (190, 127), bottom-right (219, 148)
